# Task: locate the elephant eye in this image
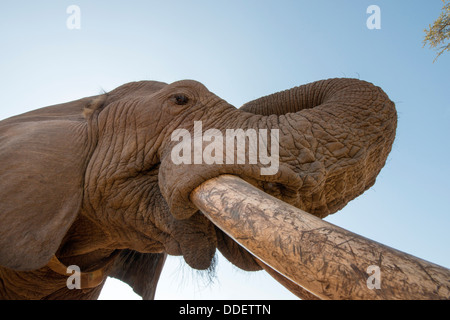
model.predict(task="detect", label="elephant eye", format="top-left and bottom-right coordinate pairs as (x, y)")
top-left (172, 94), bottom-right (189, 106)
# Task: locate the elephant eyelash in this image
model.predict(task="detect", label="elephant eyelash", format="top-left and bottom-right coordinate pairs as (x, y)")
top-left (172, 94), bottom-right (189, 106)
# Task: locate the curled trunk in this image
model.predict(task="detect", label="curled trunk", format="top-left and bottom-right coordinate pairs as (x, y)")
top-left (161, 78), bottom-right (397, 220)
top-left (239, 78), bottom-right (397, 217)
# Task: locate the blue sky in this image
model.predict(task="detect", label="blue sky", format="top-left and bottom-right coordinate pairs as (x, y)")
top-left (1, 1), bottom-right (449, 299)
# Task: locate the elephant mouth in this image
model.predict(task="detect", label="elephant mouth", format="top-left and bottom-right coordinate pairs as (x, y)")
top-left (157, 164), bottom-right (306, 270)
top-left (159, 154), bottom-right (306, 221)
top-left (157, 168), bottom-right (304, 272)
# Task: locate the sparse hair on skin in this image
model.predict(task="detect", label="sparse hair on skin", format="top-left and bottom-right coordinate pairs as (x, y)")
top-left (197, 253), bottom-right (218, 285)
top-left (82, 91), bottom-right (108, 119)
top-left (175, 254), bottom-right (219, 290)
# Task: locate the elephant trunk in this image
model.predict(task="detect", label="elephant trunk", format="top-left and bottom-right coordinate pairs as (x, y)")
top-left (239, 78), bottom-right (398, 217)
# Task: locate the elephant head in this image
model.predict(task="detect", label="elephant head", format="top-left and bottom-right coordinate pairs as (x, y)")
top-left (0, 78), bottom-right (397, 299)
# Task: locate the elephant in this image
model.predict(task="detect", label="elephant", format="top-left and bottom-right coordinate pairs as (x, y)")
top-left (0, 78), bottom-right (397, 299)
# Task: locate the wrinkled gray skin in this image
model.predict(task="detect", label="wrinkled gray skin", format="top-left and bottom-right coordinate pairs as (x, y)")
top-left (0, 78), bottom-right (396, 299)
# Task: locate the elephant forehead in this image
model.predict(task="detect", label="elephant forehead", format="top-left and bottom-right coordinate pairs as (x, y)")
top-left (104, 81), bottom-right (169, 105)
top-left (168, 79), bottom-right (209, 91)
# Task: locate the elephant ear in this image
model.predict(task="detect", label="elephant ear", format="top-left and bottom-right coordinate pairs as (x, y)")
top-left (109, 250), bottom-right (167, 300)
top-left (0, 97), bottom-right (97, 271)
top-left (0, 81), bottom-right (169, 272)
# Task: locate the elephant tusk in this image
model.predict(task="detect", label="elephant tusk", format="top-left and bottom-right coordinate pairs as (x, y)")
top-left (190, 174), bottom-right (450, 300)
top-left (254, 258), bottom-right (321, 300)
